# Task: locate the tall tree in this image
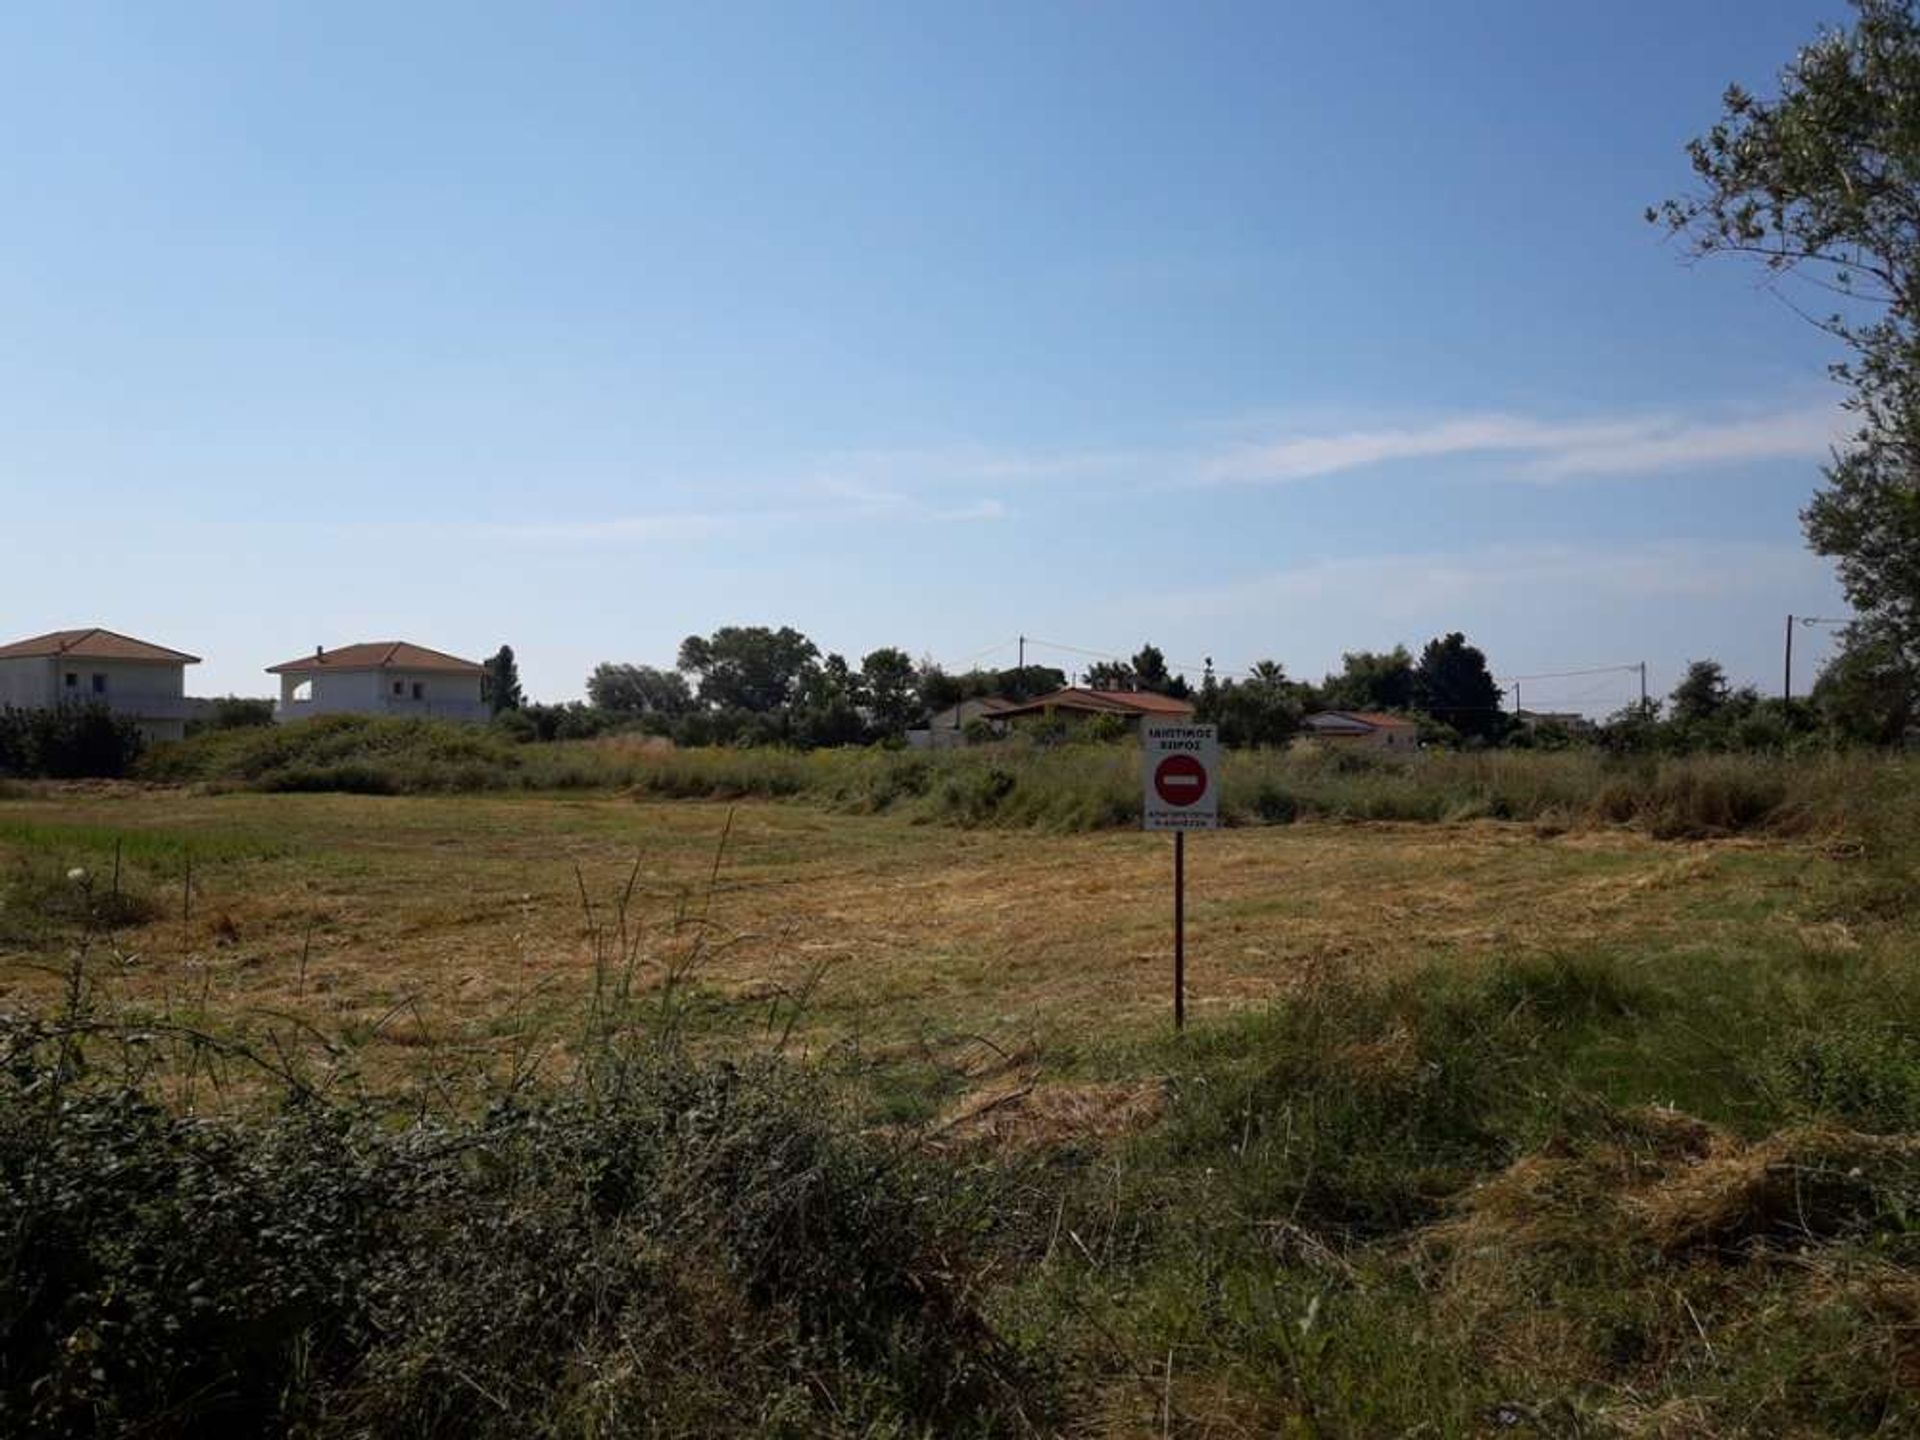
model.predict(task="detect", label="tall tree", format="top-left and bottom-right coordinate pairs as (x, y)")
top-left (586, 663), bottom-right (692, 716)
top-left (1812, 633), bottom-right (1917, 742)
top-left (1413, 633), bottom-right (1506, 742)
top-left (1001, 664), bottom-right (1066, 700)
top-left (792, 653), bottom-right (863, 747)
top-left (916, 658), bottom-right (965, 714)
top-left (1130, 644), bottom-right (1172, 693)
top-left (481, 645), bottom-right (524, 715)
top-left (1196, 660), bottom-right (1300, 747)
top-left (1082, 659), bottom-right (1136, 690)
top-left (1656, 0), bottom-right (1920, 664)
top-left (1321, 646), bottom-right (1415, 712)
top-left (859, 647), bottom-right (919, 736)
top-left (677, 626), bottom-right (820, 713)
top-left (1669, 659), bottom-right (1731, 725)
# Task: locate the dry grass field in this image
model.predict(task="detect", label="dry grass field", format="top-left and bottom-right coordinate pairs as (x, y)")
top-left (4, 778), bottom-right (1915, 1435)
top-left (0, 785), bottom-right (1842, 1088)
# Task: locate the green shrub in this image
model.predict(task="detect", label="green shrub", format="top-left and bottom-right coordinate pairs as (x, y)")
top-left (0, 1013), bottom-right (1050, 1437)
top-left (134, 720), bottom-right (1917, 843)
top-left (0, 862), bottom-right (161, 945)
top-left (1772, 1025), bottom-right (1920, 1133)
top-left (0, 705), bottom-right (145, 779)
top-left (1252, 782), bottom-right (1299, 823)
top-left (184, 696), bottom-right (275, 735)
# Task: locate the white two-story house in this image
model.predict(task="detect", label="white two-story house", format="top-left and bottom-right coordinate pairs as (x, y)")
top-left (0, 627), bottom-right (201, 741)
top-left (269, 641), bottom-right (488, 723)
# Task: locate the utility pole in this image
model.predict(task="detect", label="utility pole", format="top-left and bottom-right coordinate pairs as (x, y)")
top-left (1018, 634), bottom-right (1025, 671)
top-left (1511, 680), bottom-right (1521, 717)
top-left (1638, 661), bottom-right (1648, 713)
top-left (1784, 616), bottom-right (1850, 703)
top-left (1784, 614), bottom-right (1795, 702)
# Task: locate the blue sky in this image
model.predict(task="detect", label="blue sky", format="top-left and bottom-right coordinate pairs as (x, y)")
top-left (0, 1), bottom-right (1862, 711)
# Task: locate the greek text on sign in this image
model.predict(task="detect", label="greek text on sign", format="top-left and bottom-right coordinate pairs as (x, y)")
top-left (1142, 723), bottom-right (1220, 831)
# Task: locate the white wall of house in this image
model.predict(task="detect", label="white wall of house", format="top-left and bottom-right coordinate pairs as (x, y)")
top-left (281, 669), bottom-right (383, 714)
top-left (0, 657), bottom-right (54, 710)
top-left (0, 657), bottom-right (191, 741)
top-left (1302, 720), bottom-right (1415, 752)
top-left (278, 669), bottom-right (486, 722)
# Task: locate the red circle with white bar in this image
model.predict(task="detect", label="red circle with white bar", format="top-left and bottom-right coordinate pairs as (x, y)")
top-left (1153, 753), bottom-right (1208, 807)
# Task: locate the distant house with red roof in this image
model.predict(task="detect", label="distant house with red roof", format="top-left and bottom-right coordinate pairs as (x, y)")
top-left (1299, 710), bottom-right (1419, 752)
top-left (990, 686), bottom-right (1196, 733)
top-left (0, 627), bottom-right (201, 741)
top-left (906, 695), bottom-right (1023, 749)
top-left (268, 641), bottom-right (487, 723)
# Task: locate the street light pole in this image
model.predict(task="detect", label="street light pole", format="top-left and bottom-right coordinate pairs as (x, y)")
top-left (1785, 616), bottom-right (1850, 703)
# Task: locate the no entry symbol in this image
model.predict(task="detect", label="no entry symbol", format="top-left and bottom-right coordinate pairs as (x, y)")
top-left (1153, 753), bottom-right (1208, 807)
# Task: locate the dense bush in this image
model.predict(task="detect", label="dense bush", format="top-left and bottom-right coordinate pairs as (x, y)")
top-left (0, 705), bottom-right (144, 779)
top-left (141, 714), bottom-right (531, 793)
top-left (184, 696), bottom-right (276, 735)
top-left (492, 700), bottom-right (629, 743)
top-left (0, 1014), bottom-right (1047, 1437)
top-left (135, 717), bottom-right (1917, 841)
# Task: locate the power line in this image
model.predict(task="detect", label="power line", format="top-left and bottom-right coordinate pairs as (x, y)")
top-left (1498, 663), bottom-right (1641, 683)
top-left (954, 636), bottom-right (1018, 670)
top-left (1019, 635), bottom-right (1213, 679)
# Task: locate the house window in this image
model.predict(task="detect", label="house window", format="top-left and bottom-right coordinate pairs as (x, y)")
top-left (91, 674), bottom-right (106, 695)
top-left (291, 680), bottom-right (313, 703)
top-left (411, 682), bottom-right (424, 700)
top-left (63, 672), bottom-right (77, 689)
top-left (392, 680), bottom-right (404, 697)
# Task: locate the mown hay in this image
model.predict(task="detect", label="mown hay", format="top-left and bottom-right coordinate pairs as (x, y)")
top-left (1634, 1126), bottom-right (1920, 1257)
top-left (1425, 1112), bottom-right (1920, 1418)
top-left (1436, 1114), bottom-right (1917, 1265)
top-left (933, 1078), bottom-right (1167, 1151)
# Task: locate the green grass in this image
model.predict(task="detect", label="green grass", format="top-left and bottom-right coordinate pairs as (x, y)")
top-left (983, 943), bottom-right (1920, 1433)
top-left (0, 817), bottom-right (291, 867)
top-left (2, 773), bottom-right (1916, 1432)
top-left (133, 714), bottom-right (1918, 841)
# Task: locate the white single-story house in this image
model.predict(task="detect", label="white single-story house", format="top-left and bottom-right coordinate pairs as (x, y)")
top-left (1516, 708), bottom-right (1597, 737)
top-left (1299, 710), bottom-right (1419, 751)
top-left (989, 687), bottom-right (1197, 731)
top-left (0, 627), bottom-right (201, 742)
top-left (906, 696), bottom-right (1020, 749)
top-left (269, 642), bottom-right (487, 723)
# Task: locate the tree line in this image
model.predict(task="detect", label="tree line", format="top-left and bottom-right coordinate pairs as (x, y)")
top-left (468, 625), bottom-right (1906, 753)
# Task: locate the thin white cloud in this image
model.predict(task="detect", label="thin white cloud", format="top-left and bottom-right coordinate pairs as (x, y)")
top-left (804, 397), bottom-right (1844, 496)
top-left (1202, 404), bottom-right (1842, 486)
top-left (1203, 416), bottom-right (1634, 484)
top-left (933, 497), bottom-right (1009, 522)
top-left (817, 445), bottom-right (1141, 485)
top-left (1159, 539), bottom-right (1831, 623)
top-left (457, 513), bottom-right (735, 544)
top-left (1524, 407), bottom-right (1846, 478)
top-left (266, 395), bottom-right (1846, 553)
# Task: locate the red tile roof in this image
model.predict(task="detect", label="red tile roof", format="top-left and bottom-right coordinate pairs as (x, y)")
top-left (1091, 688), bottom-right (1196, 715)
top-left (0, 627), bottom-right (200, 664)
top-left (1305, 710), bottom-right (1417, 731)
top-left (268, 641), bottom-right (482, 675)
top-left (992, 686), bottom-right (1197, 720)
top-left (1345, 711), bottom-right (1417, 728)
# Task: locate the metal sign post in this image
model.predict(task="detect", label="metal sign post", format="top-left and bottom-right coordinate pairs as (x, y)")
top-left (1142, 722), bottom-right (1219, 1030)
top-left (1174, 831), bottom-right (1185, 1029)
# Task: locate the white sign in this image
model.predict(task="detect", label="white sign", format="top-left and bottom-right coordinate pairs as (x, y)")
top-left (1142, 723), bottom-right (1220, 831)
